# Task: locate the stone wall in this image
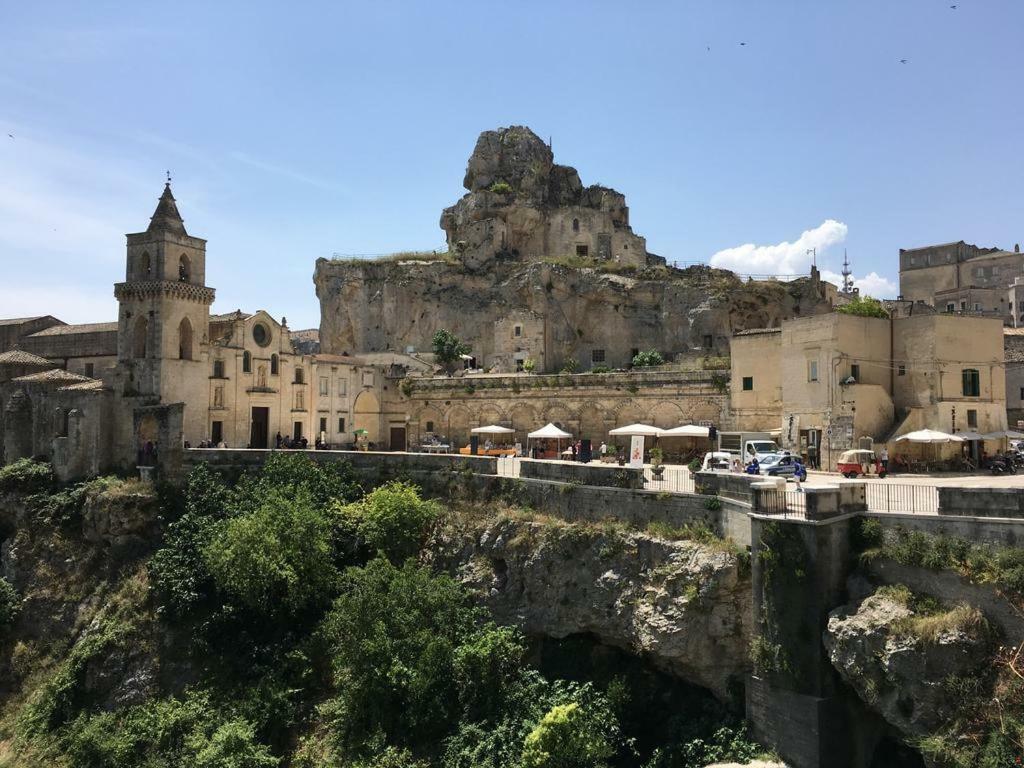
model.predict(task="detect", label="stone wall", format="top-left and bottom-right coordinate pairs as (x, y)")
top-left (517, 458), bottom-right (643, 489)
top-left (938, 486), bottom-right (1024, 518)
top-left (868, 509), bottom-right (1024, 548)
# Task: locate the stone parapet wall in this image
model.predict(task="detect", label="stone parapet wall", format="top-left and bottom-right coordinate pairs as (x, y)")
top-left (517, 459), bottom-right (643, 489)
top-left (868, 509), bottom-right (1024, 548)
top-left (938, 486), bottom-right (1024, 518)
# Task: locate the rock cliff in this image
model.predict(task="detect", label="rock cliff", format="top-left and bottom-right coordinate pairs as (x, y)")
top-left (429, 514), bottom-right (753, 700)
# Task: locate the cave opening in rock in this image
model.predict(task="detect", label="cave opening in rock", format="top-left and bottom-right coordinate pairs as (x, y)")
top-left (869, 733), bottom-right (925, 768)
top-left (530, 633), bottom-right (751, 765)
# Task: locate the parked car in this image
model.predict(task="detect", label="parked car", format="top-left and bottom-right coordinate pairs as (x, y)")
top-left (760, 453), bottom-right (806, 481)
top-left (837, 449), bottom-right (887, 478)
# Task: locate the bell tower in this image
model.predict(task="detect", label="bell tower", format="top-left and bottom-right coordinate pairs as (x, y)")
top-left (114, 182), bottom-right (215, 430)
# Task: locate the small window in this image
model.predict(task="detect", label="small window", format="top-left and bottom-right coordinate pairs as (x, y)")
top-left (850, 364), bottom-right (860, 380)
top-left (962, 368), bottom-right (980, 397)
top-left (84, 363), bottom-right (94, 378)
top-left (338, 417), bottom-right (346, 433)
top-left (271, 354), bottom-right (279, 375)
top-left (319, 376), bottom-right (329, 396)
top-left (591, 349), bottom-right (605, 363)
top-left (338, 379), bottom-right (347, 396)
top-left (213, 360), bottom-right (224, 378)
top-left (1020, 387), bottom-right (1024, 400)
top-left (319, 417), bottom-right (327, 434)
top-left (742, 376), bottom-right (753, 391)
top-left (252, 323), bottom-right (270, 347)
top-left (808, 360), bottom-right (819, 382)
top-left (576, 244), bottom-right (589, 257)
top-left (572, 218), bottom-right (580, 233)
top-left (946, 303), bottom-right (955, 313)
top-left (898, 364), bottom-right (906, 376)
top-left (514, 325), bottom-right (522, 337)
top-left (425, 420), bottom-right (434, 432)
top-left (703, 334), bottom-right (713, 349)
top-left (631, 347), bottom-right (639, 360)
top-left (178, 254), bottom-right (191, 283)
top-left (974, 303), bottom-right (982, 311)
top-left (960, 300), bottom-right (967, 310)
top-left (242, 351), bottom-right (252, 373)
top-left (295, 367), bottom-right (305, 384)
top-left (967, 409), bottom-right (978, 428)
top-left (211, 421), bottom-right (223, 444)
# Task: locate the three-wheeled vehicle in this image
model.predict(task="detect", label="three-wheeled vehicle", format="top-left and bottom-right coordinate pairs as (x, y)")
top-left (837, 449), bottom-right (887, 478)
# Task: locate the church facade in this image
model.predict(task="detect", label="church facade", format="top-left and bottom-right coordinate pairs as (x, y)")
top-left (0, 184), bottom-right (390, 480)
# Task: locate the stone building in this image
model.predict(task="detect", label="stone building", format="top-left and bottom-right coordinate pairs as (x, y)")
top-left (899, 240), bottom-right (1024, 323)
top-left (730, 309), bottom-right (1008, 463)
top-left (0, 316), bottom-right (64, 353)
top-left (0, 184), bottom-right (390, 479)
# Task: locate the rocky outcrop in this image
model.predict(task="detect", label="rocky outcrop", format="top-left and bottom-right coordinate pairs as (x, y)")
top-left (82, 481), bottom-right (159, 558)
top-left (824, 592), bottom-right (992, 740)
top-left (429, 516), bottom-right (753, 699)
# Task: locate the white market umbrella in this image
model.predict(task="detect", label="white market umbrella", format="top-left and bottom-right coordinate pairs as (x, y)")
top-left (982, 430), bottom-right (1024, 440)
top-left (895, 429), bottom-right (964, 443)
top-left (609, 423), bottom-right (665, 437)
top-left (953, 431), bottom-right (986, 441)
top-left (661, 424), bottom-right (711, 438)
top-left (471, 424), bottom-right (515, 435)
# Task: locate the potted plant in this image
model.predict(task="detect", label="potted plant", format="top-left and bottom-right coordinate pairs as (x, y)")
top-left (615, 445), bottom-right (626, 466)
top-left (650, 447), bottom-right (665, 479)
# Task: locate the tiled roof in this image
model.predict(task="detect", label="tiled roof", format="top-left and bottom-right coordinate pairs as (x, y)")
top-left (0, 316), bottom-right (46, 326)
top-left (0, 350), bottom-right (53, 366)
top-left (210, 310), bottom-right (252, 322)
top-left (11, 369), bottom-right (94, 384)
top-left (733, 327), bottom-right (781, 337)
top-left (313, 353), bottom-right (363, 365)
top-left (1004, 328), bottom-right (1024, 336)
top-left (58, 379), bottom-right (105, 392)
top-left (27, 322), bottom-right (118, 337)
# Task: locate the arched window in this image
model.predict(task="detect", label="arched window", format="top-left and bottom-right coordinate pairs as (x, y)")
top-left (178, 317), bottom-right (193, 360)
top-left (178, 254), bottom-right (191, 283)
top-left (294, 367), bottom-right (304, 384)
top-left (271, 354), bottom-right (279, 375)
top-left (572, 218), bottom-right (580, 233)
top-left (243, 351), bottom-right (252, 373)
top-left (133, 316), bottom-right (148, 359)
top-left (139, 251), bottom-right (151, 279)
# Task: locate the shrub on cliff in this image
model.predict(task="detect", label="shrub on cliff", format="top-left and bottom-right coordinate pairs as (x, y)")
top-left (521, 701), bottom-right (615, 768)
top-left (204, 489), bottom-right (338, 618)
top-left (631, 350), bottom-right (664, 368)
top-left (432, 329), bottom-right (471, 375)
top-left (0, 577), bottom-right (20, 631)
top-left (336, 481), bottom-right (442, 563)
top-left (835, 295), bottom-right (889, 319)
top-left (0, 458), bottom-right (54, 494)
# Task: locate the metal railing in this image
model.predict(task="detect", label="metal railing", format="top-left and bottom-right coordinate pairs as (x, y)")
top-left (643, 466), bottom-right (696, 494)
top-left (756, 488), bottom-right (807, 518)
top-left (864, 483), bottom-right (939, 514)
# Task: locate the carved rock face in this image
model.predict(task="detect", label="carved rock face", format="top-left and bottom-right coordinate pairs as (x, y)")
top-left (462, 125), bottom-right (553, 197)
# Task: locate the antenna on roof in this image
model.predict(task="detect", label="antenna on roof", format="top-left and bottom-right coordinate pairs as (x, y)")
top-left (166, 170), bottom-right (172, 184)
top-left (841, 249), bottom-right (854, 293)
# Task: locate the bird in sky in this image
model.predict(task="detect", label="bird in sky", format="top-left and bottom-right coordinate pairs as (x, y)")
top-left (950, 4), bottom-right (957, 8)
top-left (900, 59), bottom-right (908, 64)
top-left (740, 42), bottom-right (747, 46)
top-left (6, 134), bottom-right (12, 139)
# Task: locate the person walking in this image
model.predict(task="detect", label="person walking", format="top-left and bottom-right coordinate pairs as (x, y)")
top-left (599, 441), bottom-right (608, 460)
top-left (880, 446), bottom-right (889, 473)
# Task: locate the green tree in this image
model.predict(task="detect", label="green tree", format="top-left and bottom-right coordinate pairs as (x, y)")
top-left (336, 481), bottom-right (441, 563)
top-left (203, 489), bottom-right (338, 618)
top-left (631, 350), bottom-right (664, 368)
top-left (521, 702), bottom-right (615, 768)
top-left (192, 720), bottom-right (279, 768)
top-left (835, 294), bottom-right (889, 318)
top-left (432, 329), bottom-right (471, 374)
top-left (0, 577), bottom-right (20, 632)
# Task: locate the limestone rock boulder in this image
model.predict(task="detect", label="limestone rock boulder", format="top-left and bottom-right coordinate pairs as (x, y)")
top-left (82, 482), bottom-right (159, 558)
top-left (429, 517), bottom-right (753, 699)
top-left (824, 592), bottom-right (992, 739)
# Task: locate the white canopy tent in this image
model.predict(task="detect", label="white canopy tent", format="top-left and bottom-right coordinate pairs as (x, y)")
top-left (982, 430), bottom-right (1024, 440)
top-left (608, 424), bottom-right (664, 437)
top-left (952, 431), bottom-right (986, 442)
top-left (527, 423), bottom-right (573, 459)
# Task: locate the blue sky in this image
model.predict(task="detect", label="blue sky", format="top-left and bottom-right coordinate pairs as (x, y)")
top-left (2, 0), bottom-right (1023, 329)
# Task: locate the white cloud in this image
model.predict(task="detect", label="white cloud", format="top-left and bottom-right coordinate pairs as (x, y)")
top-left (821, 269), bottom-right (898, 298)
top-left (709, 219), bottom-right (849, 276)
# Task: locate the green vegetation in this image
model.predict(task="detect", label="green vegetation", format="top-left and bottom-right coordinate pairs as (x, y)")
top-left (522, 358), bottom-right (536, 373)
top-left (590, 365), bottom-right (611, 374)
top-left (489, 181), bottom-right (513, 194)
top-left (857, 521), bottom-right (1024, 597)
top-left (559, 357), bottom-right (579, 374)
top-left (431, 329), bottom-right (471, 375)
top-left (631, 350), bottom-right (664, 368)
top-left (700, 356), bottom-right (730, 371)
top-left (0, 457), bottom-right (54, 494)
top-left (0, 576), bottom-right (21, 632)
top-left (835, 294), bottom-right (889, 319)
top-left (3, 454), bottom-right (769, 768)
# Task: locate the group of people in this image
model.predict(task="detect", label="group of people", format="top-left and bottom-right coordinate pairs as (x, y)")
top-left (275, 432), bottom-right (308, 450)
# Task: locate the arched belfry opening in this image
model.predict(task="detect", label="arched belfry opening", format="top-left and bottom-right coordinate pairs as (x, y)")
top-left (178, 317), bottom-right (193, 360)
top-left (139, 251), bottom-right (151, 279)
top-left (178, 253), bottom-right (191, 283)
top-left (133, 316), bottom-right (149, 359)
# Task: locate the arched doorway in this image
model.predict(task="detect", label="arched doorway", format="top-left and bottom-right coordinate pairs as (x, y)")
top-left (353, 390), bottom-right (381, 446)
top-left (178, 317), bottom-right (193, 360)
top-left (133, 316), bottom-right (148, 359)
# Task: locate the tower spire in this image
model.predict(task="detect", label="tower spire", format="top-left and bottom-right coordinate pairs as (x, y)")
top-left (148, 180), bottom-right (187, 236)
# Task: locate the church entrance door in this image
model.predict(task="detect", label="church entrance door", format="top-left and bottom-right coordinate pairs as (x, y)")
top-left (250, 407), bottom-right (269, 449)
top-left (389, 426), bottom-right (407, 452)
